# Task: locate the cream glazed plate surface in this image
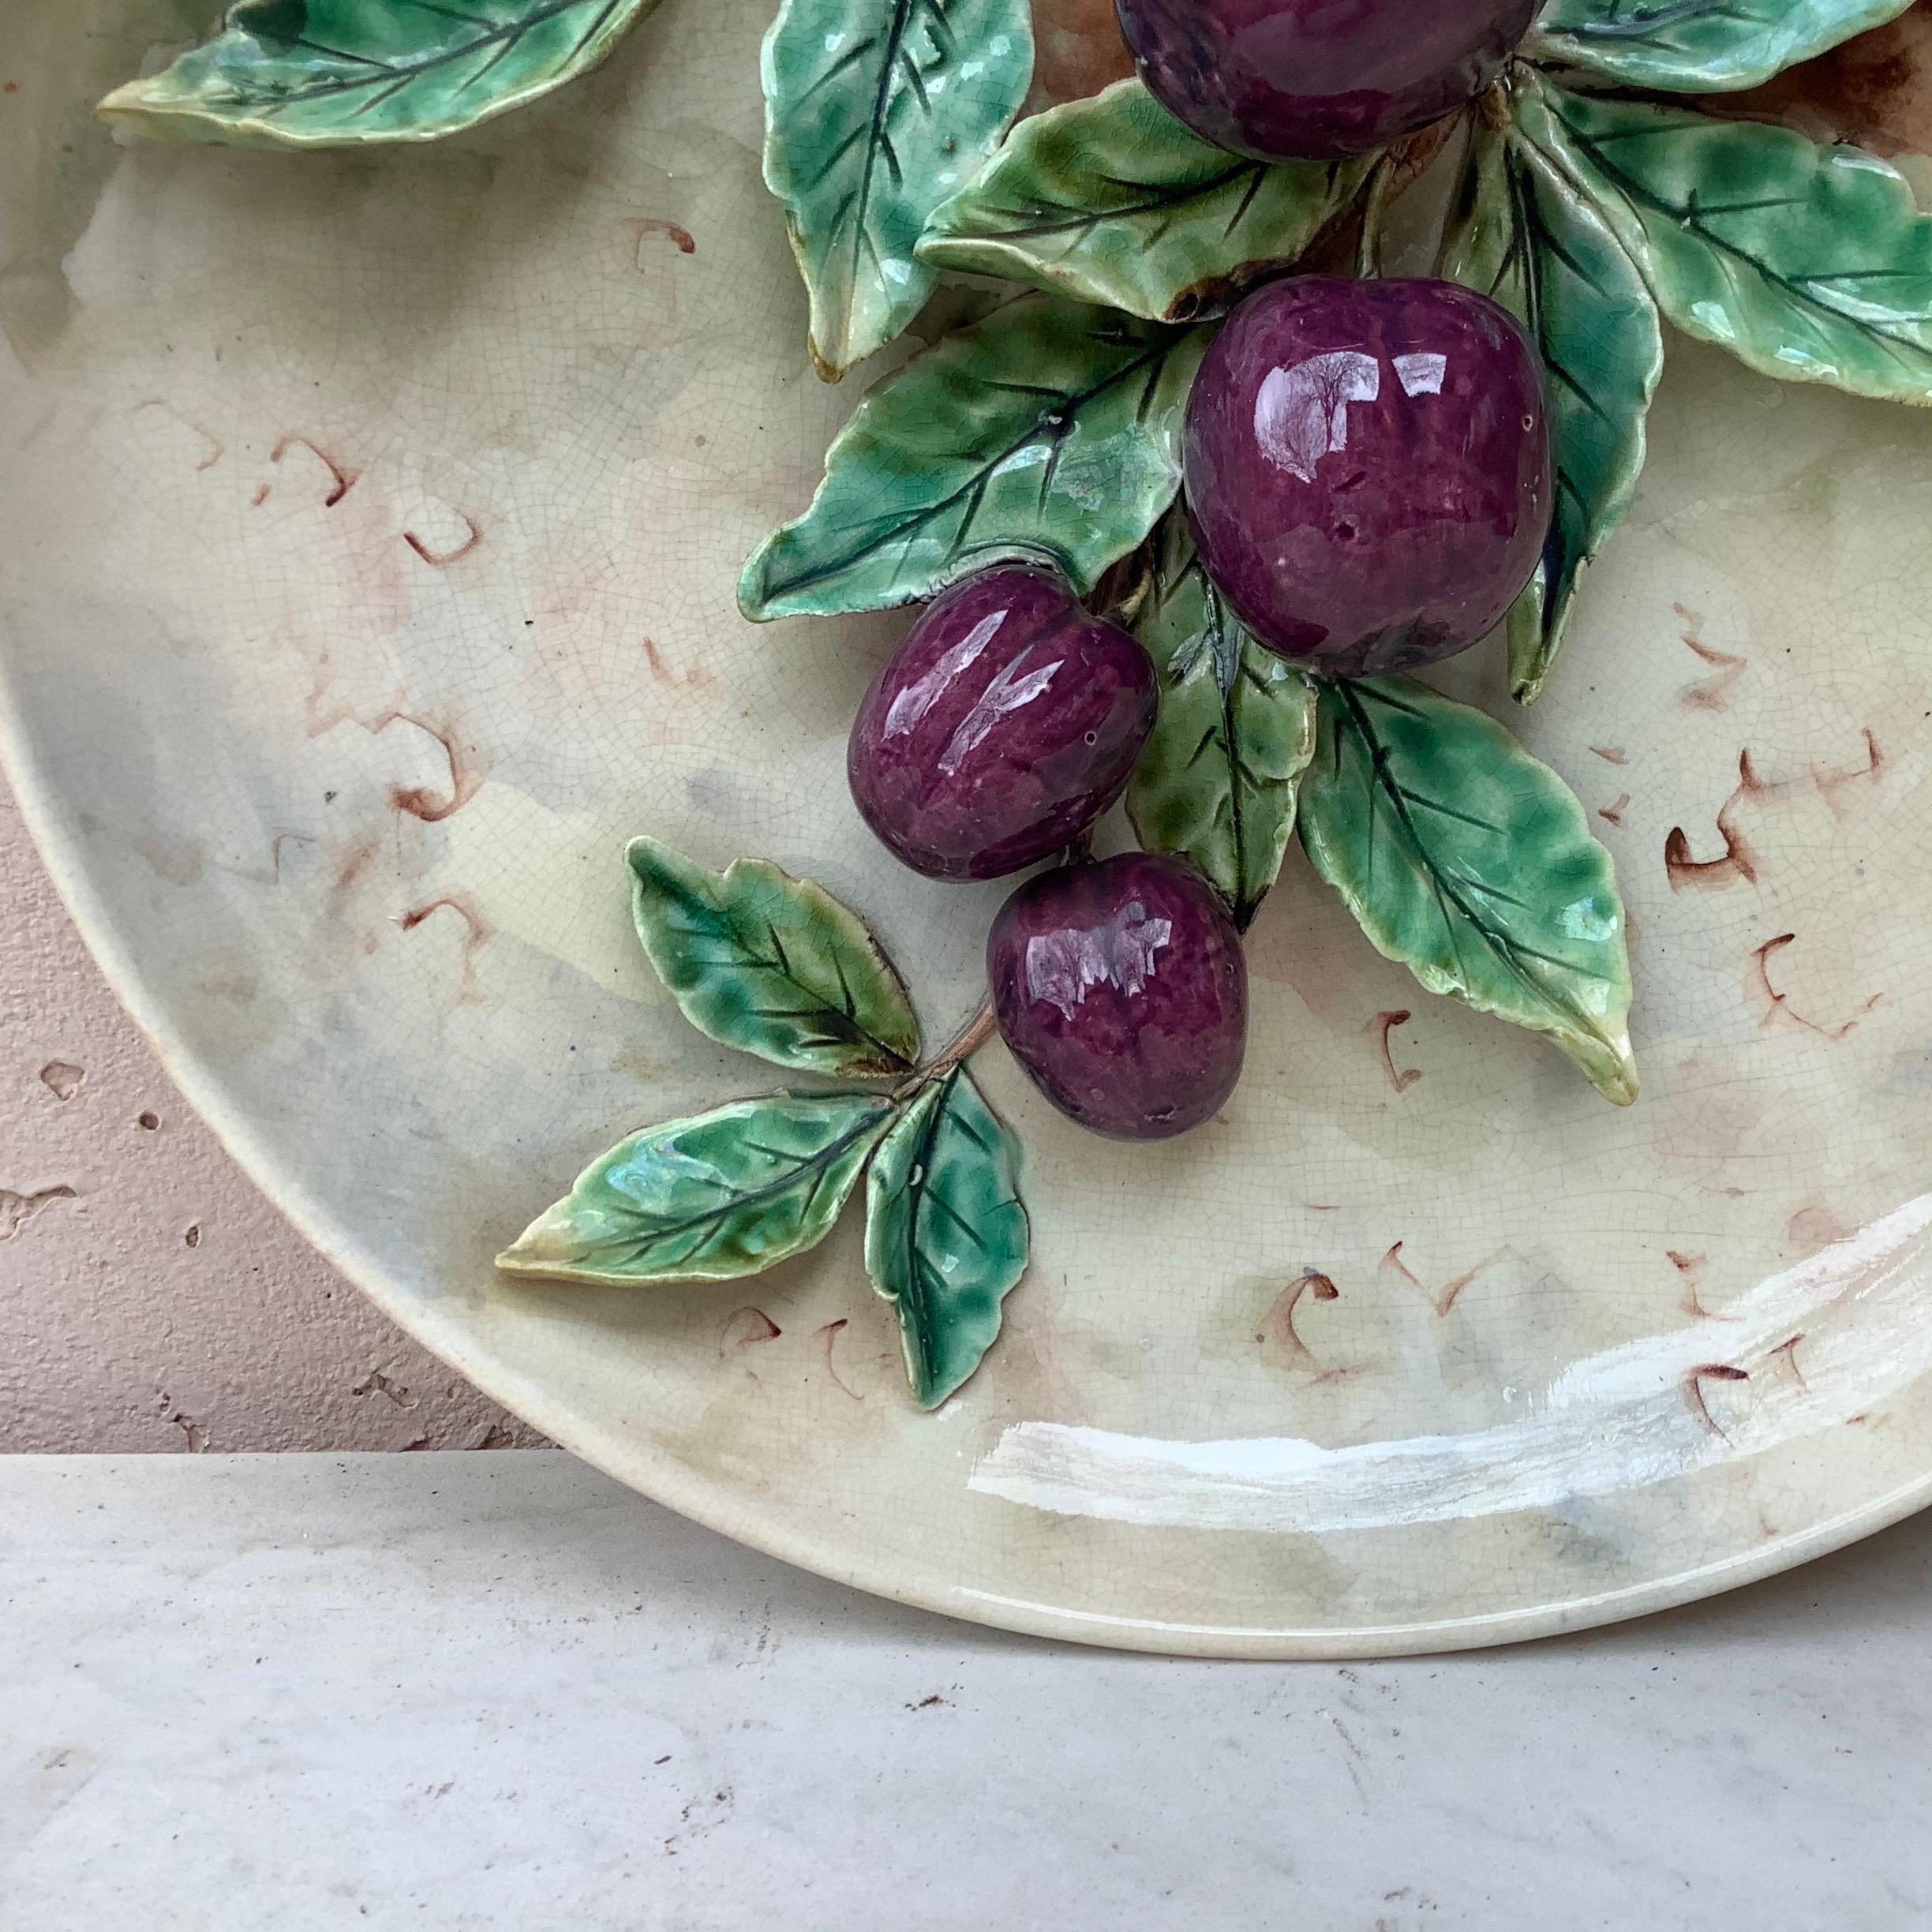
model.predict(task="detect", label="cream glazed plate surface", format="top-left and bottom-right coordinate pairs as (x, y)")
top-left (7, 0), bottom-right (1932, 1656)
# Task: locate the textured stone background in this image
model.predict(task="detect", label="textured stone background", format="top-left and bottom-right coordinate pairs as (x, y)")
top-left (0, 775), bottom-right (543, 1451)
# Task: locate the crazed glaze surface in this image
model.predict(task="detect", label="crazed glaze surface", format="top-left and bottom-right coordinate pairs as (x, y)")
top-left (1114, 0), bottom-right (1539, 160)
top-left (849, 566), bottom-right (1156, 881)
top-left (988, 852), bottom-right (1248, 1138)
top-left (1186, 276), bottom-right (1552, 677)
top-left (9, 0), bottom-right (1932, 1657)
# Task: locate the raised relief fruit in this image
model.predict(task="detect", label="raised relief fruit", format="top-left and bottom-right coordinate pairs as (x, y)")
top-left (1184, 275), bottom-right (1552, 679)
top-left (1114, 0), bottom-right (1538, 161)
top-left (988, 852), bottom-right (1249, 1141)
top-left (848, 565), bottom-right (1159, 881)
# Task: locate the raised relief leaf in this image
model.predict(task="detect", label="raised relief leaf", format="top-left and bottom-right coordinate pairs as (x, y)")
top-left (864, 1068), bottom-right (1028, 1408)
top-left (1530, 0), bottom-right (1916, 93)
top-left (497, 1093), bottom-right (894, 1285)
top-left (627, 838), bottom-right (920, 1079)
top-left (96, 0), bottom-right (662, 148)
top-left (1126, 515), bottom-right (1316, 930)
top-left (1299, 678), bottom-right (1637, 1103)
top-left (1522, 79), bottom-right (1932, 404)
top-left (740, 295), bottom-right (1210, 620)
top-left (1443, 118), bottom-right (1662, 704)
top-left (762, 0), bottom-right (1034, 380)
top-left (917, 78), bottom-right (1369, 323)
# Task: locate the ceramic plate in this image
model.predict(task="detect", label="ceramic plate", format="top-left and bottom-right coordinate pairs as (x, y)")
top-left (8, 0), bottom-right (1932, 1658)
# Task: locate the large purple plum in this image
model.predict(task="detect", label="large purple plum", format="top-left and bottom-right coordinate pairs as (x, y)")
top-left (1184, 275), bottom-right (1551, 679)
top-left (1114, 0), bottom-right (1538, 161)
top-left (988, 853), bottom-right (1248, 1141)
top-left (848, 565), bottom-right (1157, 882)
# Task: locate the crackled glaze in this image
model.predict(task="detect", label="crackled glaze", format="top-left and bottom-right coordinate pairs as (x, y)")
top-left (11, 0), bottom-right (1932, 1658)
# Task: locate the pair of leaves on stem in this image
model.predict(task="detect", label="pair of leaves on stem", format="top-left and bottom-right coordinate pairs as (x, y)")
top-left (498, 839), bottom-right (1028, 1409)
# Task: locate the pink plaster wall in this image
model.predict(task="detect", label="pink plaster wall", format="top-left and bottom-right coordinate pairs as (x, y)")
top-left (0, 776), bottom-right (545, 1451)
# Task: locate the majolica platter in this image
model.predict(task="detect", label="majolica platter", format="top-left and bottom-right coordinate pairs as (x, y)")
top-left (6, 0), bottom-right (1932, 1654)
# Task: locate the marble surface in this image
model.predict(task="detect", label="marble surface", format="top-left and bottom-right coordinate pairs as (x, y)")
top-left (4, 1451), bottom-right (1931, 1930)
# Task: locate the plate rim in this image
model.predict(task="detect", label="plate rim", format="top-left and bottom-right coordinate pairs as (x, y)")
top-left (6, 682), bottom-right (1931, 1659)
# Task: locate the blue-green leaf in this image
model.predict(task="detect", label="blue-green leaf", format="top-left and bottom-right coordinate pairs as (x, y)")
top-left (627, 838), bottom-right (921, 1080)
top-left (1443, 115), bottom-right (1662, 702)
top-left (917, 78), bottom-right (1369, 323)
top-left (1126, 515), bottom-right (1316, 928)
top-left (864, 1068), bottom-right (1028, 1408)
top-left (1521, 77), bottom-right (1932, 404)
top-left (96, 0), bottom-right (662, 148)
top-left (762, 0), bottom-right (1034, 380)
top-left (739, 294), bottom-right (1210, 620)
top-left (1299, 677), bottom-right (1637, 1104)
top-left (1529, 0), bottom-right (1916, 93)
top-left (497, 1093), bottom-right (894, 1285)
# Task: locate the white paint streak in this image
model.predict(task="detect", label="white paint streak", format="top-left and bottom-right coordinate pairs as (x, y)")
top-left (972, 1196), bottom-right (1932, 1535)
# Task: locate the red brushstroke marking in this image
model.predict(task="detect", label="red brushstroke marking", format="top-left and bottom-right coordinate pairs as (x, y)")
top-left (1767, 1334), bottom-right (1809, 1391)
top-left (1679, 627), bottom-right (1747, 712)
top-left (135, 399), bottom-right (223, 471)
top-left (1685, 1363), bottom-right (1750, 1441)
top-left (385, 714), bottom-right (485, 823)
top-left (1590, 746), bottom-right (1629, 766)
top-left (329, 834), bottom-right (381, 907)
top-left (402, 512), bottom-right (483, 568)
top-left (1814, 728), bottom-right (1883, 815)
top-left (1372, 1010), bottom-right (1421, 1094)
top-left (720, 1308), bottom-right (782, 1365)
top-left (1259, 1271), bottom-right (1343, 1382)
top-left (636, 218), bottom-right (697, 255)
top-left (1751, 932), bottom-right (1881, 1041)
top-left (1665, 750), bottom-right (1765, 892)
top-left (1598, 793), bottom-right (1631, 828)
top-left (1381, 1240), bottom-right (1503, 1318)
top-left (817, 1318), bottom-right (861, 1402)
top-left (399, 893), bottom-right (489, 1002)
top-left (271, 433), bottom-right (358, 507)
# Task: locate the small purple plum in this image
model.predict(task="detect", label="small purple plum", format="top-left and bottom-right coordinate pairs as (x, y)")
top-left (988, 852), bottom-right (1248, 1140)
top-left (848, 565), bottom-right (1157, 881)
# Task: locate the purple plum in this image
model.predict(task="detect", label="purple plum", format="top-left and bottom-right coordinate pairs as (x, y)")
top-left (1184, 275), bottom-right (1552, 679)
top-left (1114, 0), bottom-right (1538, 161)
top-left (988, 853), bottom-right (1248, 1141)
top-left (848, 564), bottom-right (1158, 881)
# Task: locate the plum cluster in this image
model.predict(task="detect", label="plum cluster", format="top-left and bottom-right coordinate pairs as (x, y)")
top-left (846, 2), bottom-right (1550, 1140)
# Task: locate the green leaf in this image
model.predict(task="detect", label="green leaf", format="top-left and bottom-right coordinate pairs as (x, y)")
top-left (1298, 678), bottom-right (1637, 1104)
top-left (739, 294), bottom-right (1210, 620)
top-left (497, 1093), bottom-right (893, 1285)
top-left (864, 1068), bottom-right (1028, 1408)
top-left (1521, 77), bottom-right (1932, 404)
top-left (1443, 117), bottom-right (1662, 704)
top-left (1529, 0), bottom-right (1916, 93)
top-left (915, 78), bottom-right (1368, 324)
top-left (95, 0), bottom-right (661, 148)
top-left (1125, 515), bottom-right (1316, 930)
top-left (762, 0), bottom-right (1033, 381)
top-left (627, 837), bottom-right (921, 1080)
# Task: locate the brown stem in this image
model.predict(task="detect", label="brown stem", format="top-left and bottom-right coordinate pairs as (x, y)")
top-left (901, 999), bottom-right (998, 1098)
